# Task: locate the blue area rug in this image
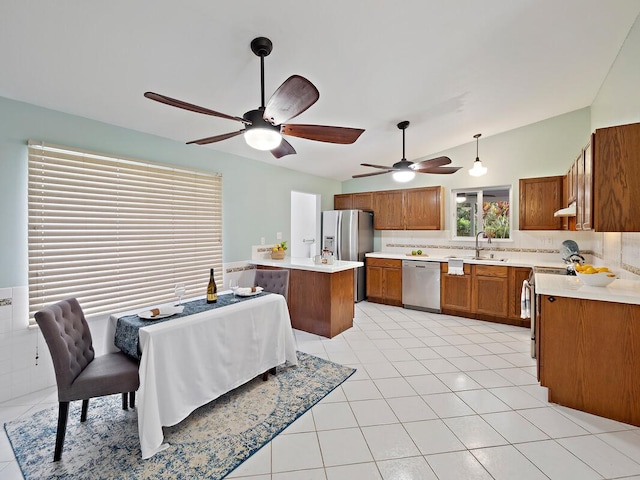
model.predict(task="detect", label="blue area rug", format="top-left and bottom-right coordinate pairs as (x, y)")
top-left (4, 352), bottom-right (355, 480)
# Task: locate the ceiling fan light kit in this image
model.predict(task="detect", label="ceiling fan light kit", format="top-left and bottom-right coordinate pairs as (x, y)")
top-left (353, 120), bottom-right (462, 180)
top-left (469, 133), bottom-right (488, 177)
top-left (144, 37), bottom-right (364, 158)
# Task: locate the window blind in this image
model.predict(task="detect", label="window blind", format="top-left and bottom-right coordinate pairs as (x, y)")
top-left (28, 141), bottom-right (223, 322)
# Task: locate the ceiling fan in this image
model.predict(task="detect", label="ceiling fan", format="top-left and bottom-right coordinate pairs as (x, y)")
top-left (353, 121), bottom-right (461, 181)
top-left (144, 37), bottom-right (365, 158)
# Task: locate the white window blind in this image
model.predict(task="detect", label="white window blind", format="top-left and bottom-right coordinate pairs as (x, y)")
top-left (28, 141), bottom-right (223, 322)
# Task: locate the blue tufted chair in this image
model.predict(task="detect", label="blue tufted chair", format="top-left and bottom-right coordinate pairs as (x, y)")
top-left (254, 269), bottom-right (290, 301)
top-left (35, 298), bottom-right (140, 461)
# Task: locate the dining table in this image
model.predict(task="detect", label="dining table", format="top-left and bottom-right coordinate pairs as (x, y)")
top-left (105, 291), bottom-right (298, 459)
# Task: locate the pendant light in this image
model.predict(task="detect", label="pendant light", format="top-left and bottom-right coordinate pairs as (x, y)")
top-left (469, 133), bottom-right (487, 177)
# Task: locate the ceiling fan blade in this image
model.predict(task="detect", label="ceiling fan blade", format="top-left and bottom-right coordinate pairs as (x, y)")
top-left (186, 130), bottom-right (244, 145)
top-left (414, 166), bottom-right (462, 174)
top-left (410, 156), bottom-right (452, 170)
top-left (271, 138), bottom-right (297, 159)
top-left (263, 75), bottom-right (319, 125)
top-left (144, 92), bottom-right (249, 124)
top-left (360, 163), bottom-right (396, 170)
top-left (282, 124), bottom-right (365, 144)
top-left (352, 170), bottom-right (393, 178)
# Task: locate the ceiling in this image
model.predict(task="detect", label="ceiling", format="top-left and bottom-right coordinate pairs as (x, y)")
top-left (2, 1), bottom-right (639, 181)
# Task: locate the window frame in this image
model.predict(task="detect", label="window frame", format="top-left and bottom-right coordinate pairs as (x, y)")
top-left (450, 185), bottom-right (513, 242)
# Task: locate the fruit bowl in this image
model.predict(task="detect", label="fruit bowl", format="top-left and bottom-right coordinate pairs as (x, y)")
top-left (576, 271), bottom-right (616, 287)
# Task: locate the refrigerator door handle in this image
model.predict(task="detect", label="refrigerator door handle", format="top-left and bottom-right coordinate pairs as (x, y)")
top-left (336, 213), bottom-right (342, 259)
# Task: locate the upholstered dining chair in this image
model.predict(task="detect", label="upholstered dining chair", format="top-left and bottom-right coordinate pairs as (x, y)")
top-left (34, 298), bottom-right (140, 462)
top-left (254, 269), bottom-right (290, 380)
top-left (254, 269), bottom-right (290, 301)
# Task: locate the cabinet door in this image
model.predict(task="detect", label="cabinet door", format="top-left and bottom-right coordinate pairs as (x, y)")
top-left (582, 139), bottom-right (593, 231)
top-left (519, 176), bottom-right (564, 230)
top-left (567, 161), bottom-right (577, 204)
top-left (404, 187), bottom-right (443, 230)
top-left (508, 267), bottom-right (532, 323)
top-left (334, 194), bottom-right (353, 210)
top-left (383, 267), bottom-right (403, 306)
top-left (576, 151), bottom-right (585, 230)
top-left (352, 192), bottom-right (373, 211)
top-left (366, 265), bottom-right (383, 301)
top-left (472, 275), bottom-right (508, 317)
top-left (373, 190), bottom-right (404, 230)
top-left (440, 266), bottom-right (472, 312)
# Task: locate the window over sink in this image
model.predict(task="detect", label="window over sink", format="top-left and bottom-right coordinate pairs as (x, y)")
top-left (451, 186), bottom-right (512, 241)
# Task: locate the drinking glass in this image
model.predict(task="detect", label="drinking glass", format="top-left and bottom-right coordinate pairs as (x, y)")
top-left (174, 283), bottom-right (186, 305)
top-left (229, 279), bottom-right (239, 297)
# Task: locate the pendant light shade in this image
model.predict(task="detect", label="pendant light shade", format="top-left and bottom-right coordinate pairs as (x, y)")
top-left (469, 133), bottom-right (487, 177)
top-left (392, 170), bottom-right (415, 182)
top-left (244, 128), bottom-right (282, 150)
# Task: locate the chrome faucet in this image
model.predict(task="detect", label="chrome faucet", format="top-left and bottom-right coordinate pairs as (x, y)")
top-left (475, 231), bottom-right (492, 258)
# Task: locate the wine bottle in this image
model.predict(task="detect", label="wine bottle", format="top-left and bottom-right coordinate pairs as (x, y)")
top-left (207, 268), bottom-right (218, 303)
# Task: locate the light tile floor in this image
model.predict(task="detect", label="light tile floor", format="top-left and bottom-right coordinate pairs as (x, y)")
top-left (2, 301), bottom-right (640, 479)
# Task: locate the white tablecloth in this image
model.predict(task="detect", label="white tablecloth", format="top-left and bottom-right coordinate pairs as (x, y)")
top-left (106, 294), bottom-right (298, 459)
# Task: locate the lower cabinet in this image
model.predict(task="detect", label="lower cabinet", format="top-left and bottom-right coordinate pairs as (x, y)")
top-left (440, 263), bottom-right (472, 313)
top-left (441, 263), bottom-right (531, 327)
top-left (366, 258), bottom-right (402, 306)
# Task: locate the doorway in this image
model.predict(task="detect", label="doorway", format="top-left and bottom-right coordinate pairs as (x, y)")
top-left (290, 191), bottom-right (321, 259)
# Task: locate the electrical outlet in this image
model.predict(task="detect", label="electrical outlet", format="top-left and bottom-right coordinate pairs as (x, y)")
top-left (276, 232), bottom-right (282, 240)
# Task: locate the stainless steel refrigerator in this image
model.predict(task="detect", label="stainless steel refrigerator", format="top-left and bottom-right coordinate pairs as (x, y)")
top-left (321, 210), bottom-right (374, 302)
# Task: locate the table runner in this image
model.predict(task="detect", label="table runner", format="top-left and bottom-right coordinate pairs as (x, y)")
top-left (115, 293), bottom-right (269, 359)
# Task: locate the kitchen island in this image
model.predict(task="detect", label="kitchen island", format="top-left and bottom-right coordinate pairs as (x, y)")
top-left (535, 273), bottom-right (640, 427)
top-left (249, 257), bottom-right (363, 338)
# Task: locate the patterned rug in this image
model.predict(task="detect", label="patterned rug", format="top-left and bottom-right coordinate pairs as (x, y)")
top-left (4, 352), bottom-right (355, 480)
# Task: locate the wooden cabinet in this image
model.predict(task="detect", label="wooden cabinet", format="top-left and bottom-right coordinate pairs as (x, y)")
top-left (519, 175), bottom-right (564, 230)
top-left (404, 187), bottom-right (444, 230)
top-left (333, 194), bottom-right (353, 210)
top-left (334, 192), bottom-right (374, 211)
top-left (373, 190), bottom-right (405, 229)
top-left (538, 294), bottom-right (640, 426)
top-left (567, 160), bottom-right (577, 204)
top-left (440, 263), bottom-right (530, 327)
top-left (575, 139), bottom-right (594, 231)
top-left (440, 262), bottom-right (472, 313)
top-left (471, 265), bottom-right (508, 318)
top-left (366, 257), bottom-right (402, 306)
top-left (592, 122), bottom-right (640, 231)
top-left (508, 267), bottom-right (531, 323)
top-left (373, 186), bottom-right (444, 230)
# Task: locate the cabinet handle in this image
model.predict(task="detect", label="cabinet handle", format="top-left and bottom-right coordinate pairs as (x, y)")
top-left (548, 296), bottom-right (555, 302)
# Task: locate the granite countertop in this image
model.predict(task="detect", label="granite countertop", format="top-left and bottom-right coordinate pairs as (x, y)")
top-left (249, 257), bottom-right (363, 273)
top-left (534, 273), bottom-right (640, 305)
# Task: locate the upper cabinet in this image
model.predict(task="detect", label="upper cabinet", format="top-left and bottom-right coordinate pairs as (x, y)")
top-left (373, 186), bottom-right (444, 230)
top-left (519, 176), bottom-right (564, 230)
top-left (592, 122), bottom-right (640, 232)
top-left (575, 138), bottom-right (593, 231)
top-left (335, 186), bottom-right (444, 230)
top-left (333, 192), bottom-right (373, 211)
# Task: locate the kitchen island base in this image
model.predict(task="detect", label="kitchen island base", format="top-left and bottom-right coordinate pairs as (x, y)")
top-left (538, 294), bottom-right (640, 427)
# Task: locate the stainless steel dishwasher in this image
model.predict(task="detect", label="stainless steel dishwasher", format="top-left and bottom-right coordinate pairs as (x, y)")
top-left (402, 260), bottom-right (441, 312)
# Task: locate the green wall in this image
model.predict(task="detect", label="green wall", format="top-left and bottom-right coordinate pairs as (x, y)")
top-left (0, 96), bottom-right (341, 288)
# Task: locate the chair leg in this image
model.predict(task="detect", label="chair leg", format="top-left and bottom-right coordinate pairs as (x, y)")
top-left (262, 371), bottom-right (268, 381)
top-left (129, 391), bottom-right (136, 408)
top-left (54, 402), bottom-right (70, 462)
top-left (270, 366), bottom-right (277, 376)
top-left (80, 399), bottom-right (89, 422)
top-left (122, 392), bottom-right (128, 410)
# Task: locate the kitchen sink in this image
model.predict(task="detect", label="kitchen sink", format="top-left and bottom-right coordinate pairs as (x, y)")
top-left (446, 255), bottom-right (508, 262)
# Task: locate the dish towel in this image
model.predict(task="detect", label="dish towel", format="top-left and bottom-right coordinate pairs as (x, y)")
top-left (520, 281), bottom-right (531, 319)
top-left (447, 258), bottom-right (464, 275)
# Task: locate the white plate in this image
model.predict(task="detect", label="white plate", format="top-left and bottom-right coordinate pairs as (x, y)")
top-left (138, 311), bottom-right (177, 320)
top-left (235, 290), bottom-right (262, 297)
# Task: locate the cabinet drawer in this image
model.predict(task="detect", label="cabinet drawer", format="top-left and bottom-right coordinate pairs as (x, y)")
top-left (473, 265), bottom-right (508, 277)
top-left (440, 262), bottom-right (471, 274)
top-left (367, 257), bottom-right (402, 268)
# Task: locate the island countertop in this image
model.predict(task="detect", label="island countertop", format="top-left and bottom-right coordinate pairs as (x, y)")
top-left (534, 273), bottom-right (640, 305)
top-left (249, 257), bottom-right (363, 273)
